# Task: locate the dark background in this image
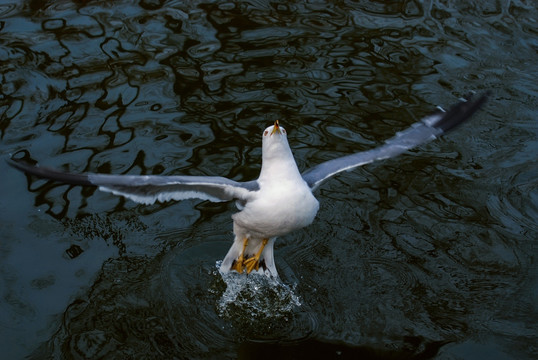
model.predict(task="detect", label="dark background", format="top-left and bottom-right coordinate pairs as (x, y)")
top-left (0, 1), bottom-right (536, 358)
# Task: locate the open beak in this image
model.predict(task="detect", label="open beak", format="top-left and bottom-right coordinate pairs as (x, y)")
top-left (270, 120), bottom-right (281, 136)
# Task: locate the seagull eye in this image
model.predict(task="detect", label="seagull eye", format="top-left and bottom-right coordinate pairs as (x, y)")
top-left (282, 129), bottom-right (286, 134)
top-left (264, 130), bottom-right (268, 136)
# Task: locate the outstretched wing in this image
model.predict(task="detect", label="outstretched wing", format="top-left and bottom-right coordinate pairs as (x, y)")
top-left (7, 158), bottom-right (259, 205)
top-left (301, 93), bottom-right (488, 190)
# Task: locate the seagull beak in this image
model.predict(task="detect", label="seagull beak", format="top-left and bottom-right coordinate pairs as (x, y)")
top-left (271, 120), bottom-right (281, 136)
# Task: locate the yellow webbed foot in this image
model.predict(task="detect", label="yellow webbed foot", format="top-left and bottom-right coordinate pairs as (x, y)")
top-left (231, 259), bottom-right (244, 273)
top-left (243, 238), bottom-right (268, 274)
top-left (243, 257), bottom-right (258, 274)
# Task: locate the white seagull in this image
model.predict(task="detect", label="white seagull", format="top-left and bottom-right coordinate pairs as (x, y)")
top-left (7, 94), bottom-right (487, 277)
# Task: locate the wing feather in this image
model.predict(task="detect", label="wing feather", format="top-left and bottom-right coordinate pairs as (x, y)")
top-left (7, 158), bottom-right (258, 205)
top-left (301, 93), bottom-right (488, 190)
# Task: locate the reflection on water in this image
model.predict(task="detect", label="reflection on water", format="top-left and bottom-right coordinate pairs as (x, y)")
top-left (1, 0), bottom-right (537, 359)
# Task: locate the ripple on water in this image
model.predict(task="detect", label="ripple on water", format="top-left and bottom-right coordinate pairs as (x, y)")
top-left (38, 236), bottom-right (312, 358)
top-left (1, 0), bottom-right (537, 358)
top-left (163, 238), bottom-right (316, 344)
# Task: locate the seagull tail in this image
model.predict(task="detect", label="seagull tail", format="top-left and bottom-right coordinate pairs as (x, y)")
top-left (219, 237), bottom-right (278, 277)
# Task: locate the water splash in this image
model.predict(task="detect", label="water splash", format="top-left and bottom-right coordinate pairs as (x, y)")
top-left (211, 261), bottom-right (303, 338)
top-left (161, 239), bottom-right (314, 345)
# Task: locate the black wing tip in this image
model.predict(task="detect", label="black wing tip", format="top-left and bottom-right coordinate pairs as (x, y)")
top-left (433, 91), bottom-right (490, 133)
top-left (6, 156), bottom-right (94, 186)
top-left (6, 156), bottom-right (36, 173)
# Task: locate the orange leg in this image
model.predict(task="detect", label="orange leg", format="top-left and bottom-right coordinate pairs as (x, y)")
top-left (244, 238), bottom-right (269, 274)
top-left (231, 237), bottom-right (249, 273)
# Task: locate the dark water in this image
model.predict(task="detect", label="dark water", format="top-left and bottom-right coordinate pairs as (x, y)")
top-left (1, 1), bottom-right (537, 359)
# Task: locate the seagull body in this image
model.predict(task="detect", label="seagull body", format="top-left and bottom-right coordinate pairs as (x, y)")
top-left (7, 94), bottom-right (488, 277)
top-left (222, 123), bottom-right (319, 275)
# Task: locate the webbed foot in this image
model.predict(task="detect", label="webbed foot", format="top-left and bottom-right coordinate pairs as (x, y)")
top-left (243, 238), bottom-right (268, 274)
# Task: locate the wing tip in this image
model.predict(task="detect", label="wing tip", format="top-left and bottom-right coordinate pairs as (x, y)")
top-left (6, 156), bottom-right (37, 175)
top-left (7, 156), bottom-right (94, 186)
top-left (433, 91), bottom-right (490, 133)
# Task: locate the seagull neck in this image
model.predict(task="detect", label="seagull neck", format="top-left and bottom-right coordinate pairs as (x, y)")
top-left (259, 133), bottom-right (303, 183)
top-left (259, 151), bottom-right (302, 182)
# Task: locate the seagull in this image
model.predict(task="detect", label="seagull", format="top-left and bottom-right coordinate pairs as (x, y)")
top-left (7, 94), bottom-right (488, 277)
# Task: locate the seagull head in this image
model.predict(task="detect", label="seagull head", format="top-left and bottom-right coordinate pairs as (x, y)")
top-left (259, 120), bottom-right (299, 179)
top-left (261, 120), bottom-right (293, 161)
top-left (264, 120), bottom-right (286, 138)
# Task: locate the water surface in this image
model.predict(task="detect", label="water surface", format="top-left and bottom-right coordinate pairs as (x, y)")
top-left (0, 1), bottom-right (536, 359)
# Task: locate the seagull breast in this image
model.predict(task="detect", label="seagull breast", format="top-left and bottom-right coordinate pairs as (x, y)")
top-left (232, 178), bottom-right (319, 239)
